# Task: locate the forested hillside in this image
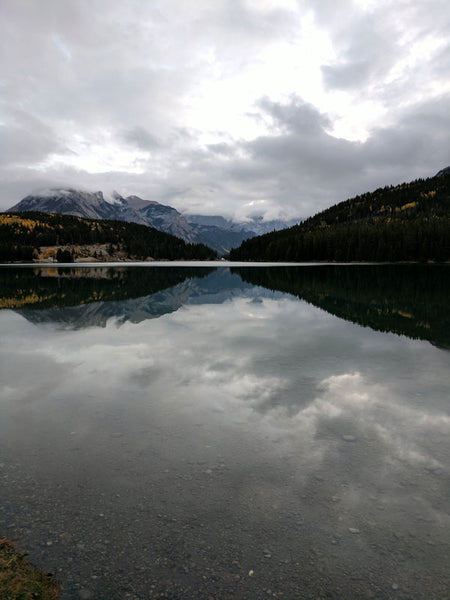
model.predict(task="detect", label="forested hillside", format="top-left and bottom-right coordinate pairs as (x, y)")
top-left (0, 212), bottom-right (216, 262)
top-left (229, 172), bottom-right (450, 262)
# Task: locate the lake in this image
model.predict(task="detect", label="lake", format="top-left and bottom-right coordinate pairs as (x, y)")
top-left (0, 263), bottom-right (449, 599)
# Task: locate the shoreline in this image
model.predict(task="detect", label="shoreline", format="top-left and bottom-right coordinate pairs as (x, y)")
top-left (0, 536), bottom-right (61, 598)
top-left (0, 259), bottom-right (448, 267)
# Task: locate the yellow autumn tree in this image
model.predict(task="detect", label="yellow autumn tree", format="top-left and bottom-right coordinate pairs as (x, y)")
top-left (43, 247), bottom-right (57, 260)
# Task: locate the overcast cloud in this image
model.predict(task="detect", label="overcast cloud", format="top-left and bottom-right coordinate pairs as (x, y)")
top-left (1, 0), bottom-right (449, 220)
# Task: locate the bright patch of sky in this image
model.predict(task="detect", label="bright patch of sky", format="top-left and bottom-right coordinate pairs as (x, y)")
top-left (186, 10), bottom-right (336, 143)
top-left (37, 132), bottom-right (149, 175)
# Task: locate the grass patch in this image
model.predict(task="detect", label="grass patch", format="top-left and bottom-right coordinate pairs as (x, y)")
top-left (0, 537), bottom-right (61, 599)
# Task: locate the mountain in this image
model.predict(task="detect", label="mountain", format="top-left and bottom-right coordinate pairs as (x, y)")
top-left (8, 190), bottom-right (298, 254)
top-left (229, 168), bottom-right (450, 262)
top-left (239, 216), bottom-right (301, 236)
top-left (185, 214), bottom-right (255, 252)
top-left (139, 200), bottom-right (196, 243)
top-left (9, 189), bottom-right (195, 241)
top-left (9, 189), bottom-right (116, 220)
top-left (185, 214), bottom-right (298, 235)
top-left (185, 214), bottom-right (299, 253)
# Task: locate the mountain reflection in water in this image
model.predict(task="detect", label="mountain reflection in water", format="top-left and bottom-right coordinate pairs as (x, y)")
top-left (0, 264), bottom-right (449, 599)
top-left (1, 264), bottom-right (449, 347)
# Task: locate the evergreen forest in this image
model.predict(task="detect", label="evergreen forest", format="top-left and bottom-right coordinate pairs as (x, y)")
top-left (0, 212), bottom-right (217, 262)
top-left (229, 173), bottom-right (450, 262)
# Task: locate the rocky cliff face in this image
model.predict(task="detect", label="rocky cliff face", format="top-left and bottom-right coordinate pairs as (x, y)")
top-left (139, 202), bottom-right (196, 243)
top-left (10, 189), bottom-right (197, 242)
top-left (10, 189), bottom-right (120, 221)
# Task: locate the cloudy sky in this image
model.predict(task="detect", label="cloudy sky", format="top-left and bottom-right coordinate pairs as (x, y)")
top-left (1, 0), bottom-right (449, 220)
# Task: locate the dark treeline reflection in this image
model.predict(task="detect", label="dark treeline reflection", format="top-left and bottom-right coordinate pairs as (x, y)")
top-left (0, 266), bottom-right (214, 311)
top-left (232, 264), bottom-right (450, 348)
top-left (1, 264), bottom-right (449, 347)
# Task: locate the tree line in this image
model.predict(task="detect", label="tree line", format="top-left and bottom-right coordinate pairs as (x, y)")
top-left (229, 174), bottom-right (450, 262)
top-left (0, 212), bottom-right (217, 262)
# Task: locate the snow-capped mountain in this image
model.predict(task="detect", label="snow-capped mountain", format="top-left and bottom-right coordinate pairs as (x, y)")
top-left (10, 189), bottom-right (122, 222)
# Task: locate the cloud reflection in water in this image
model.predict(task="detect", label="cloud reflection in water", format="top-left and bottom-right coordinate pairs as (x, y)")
top-left (0, 273), bottom-right (449, 598)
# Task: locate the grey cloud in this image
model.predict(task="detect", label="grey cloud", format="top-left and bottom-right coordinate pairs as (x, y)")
top-left (318, 1), bottom-right (450, 98)
top-left (256, 96), bottom-right (331, 135)
top-left (321, 60), bottom-right (372, 90)
top-left (214, 93), bottom-right (450, 218)
top-left (0, 124), bottom-right (56, 166)
top-left (206, 143), bottom-right (235, 156)
top-left (2, 90), bottom-right (449, 221)
top-left (190, 0), bottom-right (299, 58)
top-left (143, 89), bottom-right (450, 219)
top-left (320, 16), bottom-right (398, 92)
top-left (0, 109), bottom-right (69, 167)
top-left (363, 96), bottom-right (450, 178)
top-left (1, 0), bottom-right (450, 221)
top-left (122, 126), bottom-right (161, 151)
top-left (1, 1), bottom-right (195, 140)
top-left (432, 41), bottom-right (450, 79)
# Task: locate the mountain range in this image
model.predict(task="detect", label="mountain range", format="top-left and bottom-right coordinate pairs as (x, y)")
top-left (8, 190), bottom-right (299, 255)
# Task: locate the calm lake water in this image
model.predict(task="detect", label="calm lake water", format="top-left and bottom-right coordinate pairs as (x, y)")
top-left (0, 263), bottom-right (449, 599)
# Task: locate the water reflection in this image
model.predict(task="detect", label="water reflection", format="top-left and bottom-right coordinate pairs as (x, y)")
top-left (0, 266), bottom-right (215, 326)
top-left (1, 264), bottom-right (449, 347)
top-left (233, 264), bottom-right (450, 348)
top-left (0, 265), bottom-right (449, 599)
